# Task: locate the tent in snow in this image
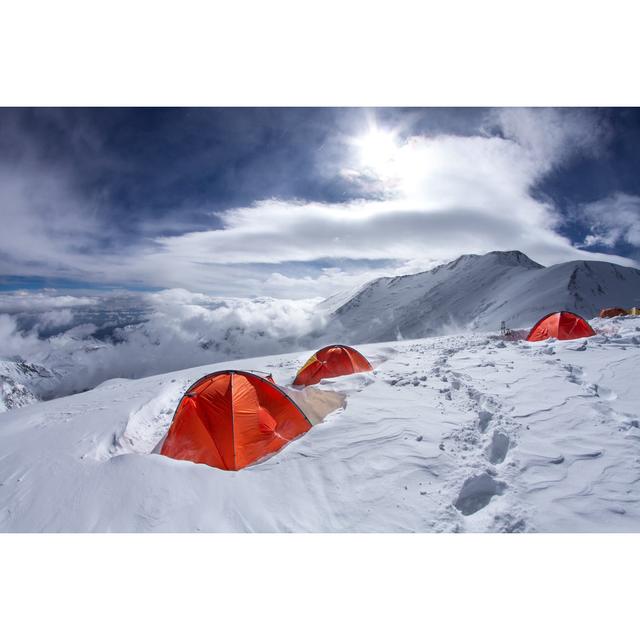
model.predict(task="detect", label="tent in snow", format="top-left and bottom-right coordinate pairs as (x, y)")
top-left (293, 344), bottom-right (373, 386)
top-left (526, 311), bottom-right (596, 342)
top-left (629, 307), bottom-right (640, 316)
top-left (160, 370), bottom-right (311, 470)
top-left (599, 307), bottom-right (627, 318)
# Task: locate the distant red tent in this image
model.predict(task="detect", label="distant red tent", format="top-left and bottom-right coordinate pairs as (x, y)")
top-left (293, 344), bottom-right (373, 386)
top-left (599, 307), bottom-right (627, 318)
top-left (526, 311), bottom-right (596, 342)
top-left (160, 370), bottom-right (311, 470)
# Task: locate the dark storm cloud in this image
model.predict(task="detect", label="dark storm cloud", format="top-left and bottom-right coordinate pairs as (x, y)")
top-left (0, 107), bottom-right (501, 234)
top-left (0, 108), bottom-right (383, 233)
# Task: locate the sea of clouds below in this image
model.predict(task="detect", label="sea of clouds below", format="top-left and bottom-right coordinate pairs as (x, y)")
top-left (0, 289), bottom-right (326, 400)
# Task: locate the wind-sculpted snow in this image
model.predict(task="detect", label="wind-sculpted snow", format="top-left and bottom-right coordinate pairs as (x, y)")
top-left (1, 315), bottom-right (640, 532)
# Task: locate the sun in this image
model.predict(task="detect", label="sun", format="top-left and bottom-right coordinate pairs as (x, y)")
top-left (348, 124), bottom-right (425, 195)
top-left (353, 127), bottom-right (400, 177)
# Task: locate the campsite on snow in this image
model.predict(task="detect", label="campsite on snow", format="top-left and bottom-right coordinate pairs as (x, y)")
top-left (1, 249), bottom-right (640, 532)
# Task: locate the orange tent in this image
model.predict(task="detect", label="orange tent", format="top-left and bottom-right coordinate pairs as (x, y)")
top-left (599, 307), bottom-right (627, 318)
top-left (526, 311), bottom-right (596, 342)
top-left (160, 370), bottom-right (311, 470)
top-left (293, 344), bottom-right (373, 386)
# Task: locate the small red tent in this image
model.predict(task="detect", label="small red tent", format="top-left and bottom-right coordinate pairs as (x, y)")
top-left (293, 344), bottom-right (373, 386)
top-left (160, 371), bottom-right (311, 470)
top-left (599, 307), bottom-right (627, 318)
top-left (526, 311), bottom-right (596, 342)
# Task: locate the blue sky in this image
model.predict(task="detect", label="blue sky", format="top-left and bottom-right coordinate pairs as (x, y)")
top-left (1, 107), bottom-right (639, 298)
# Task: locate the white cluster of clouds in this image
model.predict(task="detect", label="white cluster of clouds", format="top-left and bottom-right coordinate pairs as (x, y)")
top-left (0, 290), bottom-right (96, 312)
top-left (495, 107), bottom-right (612, 173)
top-left (0, 289), bottom-right (324, 399)
top-left (125, 109), bottom-right (632, 296)
top-left (579, 192), bottom-right (640, 249)
top-left (0, 160), bottom-right (114, 282)
top-left (1, 108), bottom-right (636, 300)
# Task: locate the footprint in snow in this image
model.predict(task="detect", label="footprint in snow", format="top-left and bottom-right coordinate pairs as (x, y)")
top-left (476, 410), bottom-right (493, 433)
top-left (454, 472), bottom-right (507, 516)
top-left (487, 431), bottom-right (510, 464)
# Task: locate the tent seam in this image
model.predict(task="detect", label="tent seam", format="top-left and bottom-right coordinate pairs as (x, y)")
top-left (231, 373), bottom-right (237, 471)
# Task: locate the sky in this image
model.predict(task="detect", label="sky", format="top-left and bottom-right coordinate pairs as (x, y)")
top-left (1, 107), bottom-right (640, 300)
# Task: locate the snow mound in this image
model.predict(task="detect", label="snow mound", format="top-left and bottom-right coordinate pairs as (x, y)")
top-left (117, 379), bottom-right (189, 456)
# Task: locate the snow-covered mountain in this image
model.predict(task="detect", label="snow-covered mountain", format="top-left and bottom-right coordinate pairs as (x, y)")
top-left (2, 314), bottom-right (640, 532)
top-left (0, 358), bottom-right (60, 412)
top-left (323, 250), bottom-right (640, 343)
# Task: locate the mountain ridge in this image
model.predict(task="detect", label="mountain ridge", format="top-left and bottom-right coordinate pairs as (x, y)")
top-left (323, 250), bottom-right (640, 343)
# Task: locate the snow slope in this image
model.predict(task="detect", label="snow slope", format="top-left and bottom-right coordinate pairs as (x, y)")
top-left (1, 314), bottom-right (640, 532)
top-left (324, 250), bottom-right (640, 343)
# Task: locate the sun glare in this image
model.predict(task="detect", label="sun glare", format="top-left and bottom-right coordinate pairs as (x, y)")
top-left (349, 124), bottom-right (427, 197)
top-left (354, 127), bottom-right (400, 177)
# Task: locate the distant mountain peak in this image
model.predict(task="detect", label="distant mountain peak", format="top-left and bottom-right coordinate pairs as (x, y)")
top-left (431, 250), bottom-right (543, 274)
top-left (483, 250), bottom-right (544, 268)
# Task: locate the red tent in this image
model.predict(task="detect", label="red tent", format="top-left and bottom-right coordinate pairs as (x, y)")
top-left (599, 307), bottom-right (627, 318)
top-left (160, 370), bottom-right (311, 470)
top-left (526, 311), bottom-right (596, 342)
top-left (293, 344), bottom-right (373, 386)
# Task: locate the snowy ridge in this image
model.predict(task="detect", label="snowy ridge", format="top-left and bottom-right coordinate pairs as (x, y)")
top-left (1, 314), bottom-right (640, 532)
top-left (324, 251), bottom-right (640, 343)
top-left (0, 359), bottom-right (60, 412)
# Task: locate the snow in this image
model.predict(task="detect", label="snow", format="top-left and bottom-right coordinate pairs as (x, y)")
top-left (2, 313), bottom-right (640, 532)
top-left (0, 359), bottom-right (59, 412)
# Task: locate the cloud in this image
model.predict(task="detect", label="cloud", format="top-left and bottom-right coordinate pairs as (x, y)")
top-left (0, 289), bottom-right (324, 399)
top-left (0, 290), bottom-right (96, 313)
top-left (262, 265), bottom-right (410, 300)
top-left (494, 107), bottom-right (612, 172)
top-left (123, 124), bottom-right (634, 296)
top-left (34, 308), bottom-right (76, 331)
top-left (0, 158), bottom-right (117, 281)
top-left (577, 192), bottom-right (640, 248)
top-left (0, 314), bottom-right (42, 357)
top-left (0, 108), bottom-right (634, 298)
